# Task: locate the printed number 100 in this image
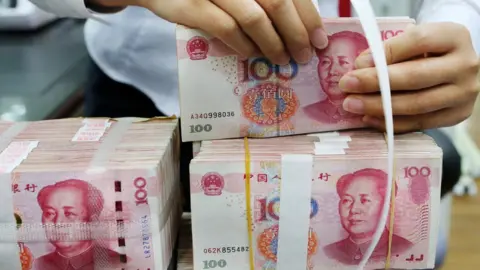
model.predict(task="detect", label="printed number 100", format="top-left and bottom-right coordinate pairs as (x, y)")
top-left (190, 124), bottom-right (213, 133)
top-left (203, 259), bottom-right (227, 269)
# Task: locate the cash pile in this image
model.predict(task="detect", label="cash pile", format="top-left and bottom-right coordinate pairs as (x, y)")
top-left (0, 117), bottom-right (182, 270)
top-left (176, 17), bottom-right (414, 142)
top-left (188, 130), bottom-right (443, 269)
top-left (177, 213), bottom-right (193, 270)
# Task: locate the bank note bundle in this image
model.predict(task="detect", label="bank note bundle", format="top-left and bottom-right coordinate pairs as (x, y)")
top-left (177, 213), bottom-right (193, 270)
top-left (189, 130), bottom-right (443, 269)
top-left (176, 17), bottom-right (415, 142)
top-left (0, 117), bottom-right (182, 270)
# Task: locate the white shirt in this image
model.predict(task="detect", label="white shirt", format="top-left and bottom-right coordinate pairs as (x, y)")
top-left (28, 0), bottom-right (480, 116)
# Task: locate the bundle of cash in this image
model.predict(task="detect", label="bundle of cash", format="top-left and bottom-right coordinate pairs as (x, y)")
top-left (177, 213), bottom-right (193, 270)
top-left (189, 130), bottom-right (443, 269)
top-left (176, 17), bottom-right (415, 142)
top-left (0, 117), bottom-right (182, 270)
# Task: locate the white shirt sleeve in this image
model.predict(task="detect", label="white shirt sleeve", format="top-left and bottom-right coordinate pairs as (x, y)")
top-left (416, 0), bottom-right (480, 54)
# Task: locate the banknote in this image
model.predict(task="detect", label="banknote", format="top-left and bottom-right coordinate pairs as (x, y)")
top-left (0, 117), bottom-right (182, 270)
top-left (177, 18), bottom-right (415, 142)
top-left (189, 131), bottom-right (442, 269)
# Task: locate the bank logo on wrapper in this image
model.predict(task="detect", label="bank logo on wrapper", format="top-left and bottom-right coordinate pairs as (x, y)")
top-left (186, 36), bottom-right (210, 60)
top-left (201, 172), bottom-right (225, 196)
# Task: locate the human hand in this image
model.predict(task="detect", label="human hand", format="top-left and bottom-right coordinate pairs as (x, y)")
top-left (133, 0), bottom-right (328, 65)
top-left (338, 22), bottom-right (480, 133)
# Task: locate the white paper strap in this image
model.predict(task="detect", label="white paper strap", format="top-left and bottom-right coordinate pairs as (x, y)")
top-left (307, 131), bottom-right (340, 138)
top-left (0, 122), bottom-right (29, 151)
top-left (319, 136), bottom-right (352, 142)
top-left (350, 1), bottom-right (395, 268)
top-left (276, 154), bottom-right (313, 270)
top-left (314, 144), bottom-right (347, 155)
top-left (87, 118), bottom-right (133, 173)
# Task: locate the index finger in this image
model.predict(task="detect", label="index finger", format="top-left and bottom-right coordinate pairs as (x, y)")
top-left (293, 0), bottom-right (328, 49)
top-left (355, 22), bottom-right (463, 68)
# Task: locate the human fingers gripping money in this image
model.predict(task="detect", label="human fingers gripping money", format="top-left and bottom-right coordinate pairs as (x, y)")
top-left (339, 22), bottom-right (480, 133)
top-left (131, 0), bottom-right (328, 64)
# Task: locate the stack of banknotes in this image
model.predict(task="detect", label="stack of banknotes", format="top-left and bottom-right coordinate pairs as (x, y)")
top-left (0, 117), bottom-right (182, 270)
top-left (176, 17), bottom-right (414, 142)
top-left (187, 130), bottom-right (443, 269)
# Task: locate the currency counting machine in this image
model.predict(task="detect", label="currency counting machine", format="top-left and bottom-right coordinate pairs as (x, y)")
top-left (0, 0), bottom-right (57, 30)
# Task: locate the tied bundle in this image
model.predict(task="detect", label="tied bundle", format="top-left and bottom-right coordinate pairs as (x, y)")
top-left (0, 117), bottom-right (182, 270)
top-left (188, 131), bottom-right (442, 270)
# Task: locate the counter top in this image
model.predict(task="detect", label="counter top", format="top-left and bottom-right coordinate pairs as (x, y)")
top-left (0, 18), bottom-right (88, 121)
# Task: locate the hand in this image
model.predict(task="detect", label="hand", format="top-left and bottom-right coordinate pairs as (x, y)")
top-left (338, 22), bottom-right (480, 133)
top-left (129, 0), bottom-right (328, 65)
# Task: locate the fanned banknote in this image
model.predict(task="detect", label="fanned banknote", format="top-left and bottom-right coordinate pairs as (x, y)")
top-left (0, 117), bottom-right (182, 270)
top-left (177, 17), bottom-right (415, 142)
top-left (189, 131), bottom-right (442, 269)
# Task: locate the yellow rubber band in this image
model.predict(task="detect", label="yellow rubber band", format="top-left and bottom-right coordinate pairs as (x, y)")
top-left (244, 137), bottom-right (254, 270)
top-left (384, 133), bottom-right (396, 269)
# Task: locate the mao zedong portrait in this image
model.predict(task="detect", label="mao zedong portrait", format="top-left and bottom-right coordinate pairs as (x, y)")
top-left (304, 31), bottom-right (369, 124)
top-left (323, 168), bottom-right (413, 265)
top-left (33, 179), bottom-right (124, 270)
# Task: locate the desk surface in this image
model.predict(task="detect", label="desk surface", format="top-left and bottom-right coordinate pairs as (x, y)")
top-left (0, 19), bottom-right (88, 121)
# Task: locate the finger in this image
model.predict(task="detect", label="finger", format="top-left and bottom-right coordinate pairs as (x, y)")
top-left (355, 22), bottom-right (467, 69)
top-left (362, 105), bottom-right (474, 133)
top-left (256, 0), bottom-right (313, 64)
top-left (292, 0), bottom-right (328, 49)
top-left (340, 55), bottom-right (460, 93)
top-left (182, 0), bottom-right (258, 58)
top-left (211, 0), bottom-right (290, 65)
top-left (342, 84), bottom-right (467, 116)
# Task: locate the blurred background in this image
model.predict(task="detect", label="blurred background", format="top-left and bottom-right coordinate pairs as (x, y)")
top-left (0, 0), bottom-right (478, 269)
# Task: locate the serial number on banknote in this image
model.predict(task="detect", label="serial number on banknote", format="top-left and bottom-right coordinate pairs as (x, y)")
top-left (141, 215), bottom-right (152, 258)
top-left (203, 246), bottom-right (249, 254)
top-left (190, 111), bottom-right (235, 120)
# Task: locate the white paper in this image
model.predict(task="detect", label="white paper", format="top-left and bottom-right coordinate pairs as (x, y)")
top-left (319, 136), bottom-right (352, 142)
top-left (350, 0), bottom-right (395, 268)
top-left (276, 155), bottom-right (313, 270)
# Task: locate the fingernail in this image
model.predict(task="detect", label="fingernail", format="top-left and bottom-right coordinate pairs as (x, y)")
top-left (355, 53), bottom-right (374, 68)
top-left (363, 115), bottom-right (383, 126)
top-left (311, 28), bottom-right (328, 49)
top-left (343, 97), bottom-right (364, 114)
top-left (339, 74), bottom-right (360, 92)
top-left (296, 48), bottom-right (313, 64)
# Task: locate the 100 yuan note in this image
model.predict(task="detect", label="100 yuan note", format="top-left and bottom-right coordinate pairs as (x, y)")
top-left (4, 169), bottom-right (170, 270)
top-left (177, 18), bottom-right (414, 142)
top-left (189, 155), bottom-right (441, 269)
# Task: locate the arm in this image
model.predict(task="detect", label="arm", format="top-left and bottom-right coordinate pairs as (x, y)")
top-left (416, 0), bottom-right (480, 54)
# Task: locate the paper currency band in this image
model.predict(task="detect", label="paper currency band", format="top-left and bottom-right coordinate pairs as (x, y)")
top-left (87, 118), bottom-right (134, 266)
top-left (0, 122), bottom-right (29, 151)
top-left (243, 137), bottom-right (315, 270)
top-left (384, 133), bottom-right (397, 270)
top-left (243, 137), bottom-right (255, 270)
top-left (87, 118), bottom-right (134, 172)
top-left (350, 2), bottom-right (396, 269)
